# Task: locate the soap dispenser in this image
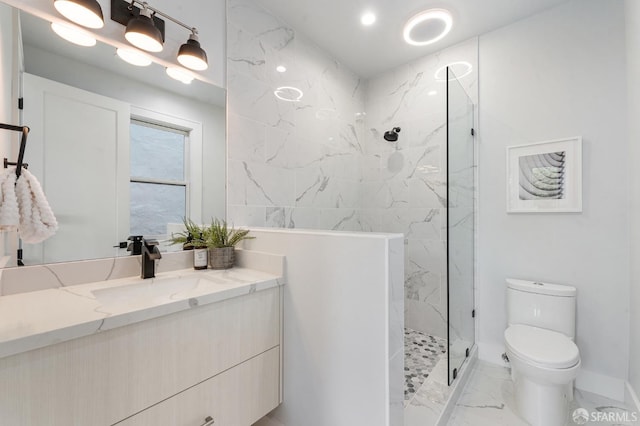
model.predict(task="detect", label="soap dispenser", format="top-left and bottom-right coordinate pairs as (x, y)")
top-left (193, 233), bottom-right (208, 270)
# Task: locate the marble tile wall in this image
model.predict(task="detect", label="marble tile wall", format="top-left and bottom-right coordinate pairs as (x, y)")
top-left (362, 40), bottom-right (478, 339)
top-left (226, 0), bottom-right (366, 231)
top-left (226, 0), bottom-right (478, 341)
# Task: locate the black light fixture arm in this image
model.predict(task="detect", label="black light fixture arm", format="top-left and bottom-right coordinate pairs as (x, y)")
top-left (0, 123), bottom-right (30, 178)
top-left (129, 0), bottom-right (199, 35)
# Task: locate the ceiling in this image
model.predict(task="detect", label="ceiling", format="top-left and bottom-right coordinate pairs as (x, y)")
top-left (254, 0), bottom-right (571, 78)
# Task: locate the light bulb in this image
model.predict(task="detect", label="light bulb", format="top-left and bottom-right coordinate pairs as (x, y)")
top-left (116, 48), bottom-right (152, 67)
top-left (51, 22), bottom-right (96, 47)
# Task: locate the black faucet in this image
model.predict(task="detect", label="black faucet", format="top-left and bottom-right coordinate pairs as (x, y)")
top-left (141, 238), bottom-right (162, 279)
top-left (126, 235), bottom-right (144, 255)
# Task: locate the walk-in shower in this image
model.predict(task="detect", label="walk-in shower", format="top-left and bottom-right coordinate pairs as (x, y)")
top-left (402, 64), bottom-right (476, 405)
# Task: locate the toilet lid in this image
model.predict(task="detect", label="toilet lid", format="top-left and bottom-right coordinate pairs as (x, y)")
top-left (505, 324), bottom-right (580, 369)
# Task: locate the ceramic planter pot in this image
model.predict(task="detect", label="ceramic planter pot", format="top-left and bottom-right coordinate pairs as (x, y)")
top-left (208, 246), bottom-right (235, 269)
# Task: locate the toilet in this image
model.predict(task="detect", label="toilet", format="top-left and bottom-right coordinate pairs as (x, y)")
top-left (504, 278), bottom-right (581, 426)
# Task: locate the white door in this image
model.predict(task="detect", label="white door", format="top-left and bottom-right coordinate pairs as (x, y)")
top-left (21, 73), bottom-right (130, 265)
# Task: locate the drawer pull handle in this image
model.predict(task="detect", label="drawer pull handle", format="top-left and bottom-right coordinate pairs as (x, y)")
top-left (200, 416), bottom-right (215, 426)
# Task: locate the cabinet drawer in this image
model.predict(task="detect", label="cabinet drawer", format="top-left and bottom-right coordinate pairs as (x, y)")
top-left (115, 347), bottom-right (280, 426)
top-left (0, 287), bottom-right (280, 426)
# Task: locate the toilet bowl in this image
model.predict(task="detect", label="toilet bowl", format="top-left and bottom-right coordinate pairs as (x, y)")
top-left (504, 279), bottom-right (580, 426)
top-left (505, 324), bottom-right (580, 426)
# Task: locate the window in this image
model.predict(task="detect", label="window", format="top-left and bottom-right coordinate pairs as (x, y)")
top-left (129, 119), bottom-right (189, 236)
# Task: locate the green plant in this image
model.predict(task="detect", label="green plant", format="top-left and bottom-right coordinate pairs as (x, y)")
top-left (168, 218), bottom-right (207, 249)
top-left (205, 218), bottom-right (253, 248)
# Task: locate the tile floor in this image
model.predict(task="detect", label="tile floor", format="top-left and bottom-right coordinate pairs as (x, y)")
top-left (448, 361), bottom-right (638, 426)
top-left (404, 328), bottom-right (448, 403)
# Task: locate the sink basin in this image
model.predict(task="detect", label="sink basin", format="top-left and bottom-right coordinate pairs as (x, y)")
top-left (92, 275), bottom-right (204, 307)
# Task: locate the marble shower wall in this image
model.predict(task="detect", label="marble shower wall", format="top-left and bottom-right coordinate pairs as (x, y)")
top-left (226, 0), bottom-right (366, 231)
top-left (226, 0), bottom-right (477, 340)
top-left (361, 39), bottom-right (478, 339)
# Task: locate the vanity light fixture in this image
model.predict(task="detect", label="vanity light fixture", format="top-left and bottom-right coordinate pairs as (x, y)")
top-left (53, 0), bottom-right (104, 29)
top-left (116, 47), bottom-right (152, 66)
top-left (125, 3), bottom-right (163, 52)
top-left (177, 32), bottom-right (208, 71)
top-left (51, 22), bottom-right (97, 47)
top-left (112, 0), bottom-right (209, 71)
top-left (166, 67), bottom-right (194, 84)
top-left (403, 9), bottom-right (453, 46)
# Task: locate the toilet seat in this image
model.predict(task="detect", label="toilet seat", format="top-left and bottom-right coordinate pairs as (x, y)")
top-left (505, 324), bottom-right (579, 369)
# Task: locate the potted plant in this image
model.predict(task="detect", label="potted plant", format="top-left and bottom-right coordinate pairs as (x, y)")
top-left (168, 218), bottom-right (208, 270)
top-left (205, 219), bottom-right (253, 269)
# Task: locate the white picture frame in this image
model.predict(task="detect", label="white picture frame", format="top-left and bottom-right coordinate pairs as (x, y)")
top-left (506, 137), bottom-right (582, 213)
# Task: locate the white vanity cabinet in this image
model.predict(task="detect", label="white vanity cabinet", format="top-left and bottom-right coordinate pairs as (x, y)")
top-left (0, 286), bottom-right (281, 426)
top-left (116, 347), bottom-right (279, 426)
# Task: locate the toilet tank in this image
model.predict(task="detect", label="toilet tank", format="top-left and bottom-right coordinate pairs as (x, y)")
top-left (506, 278), bottom-right (577, 339)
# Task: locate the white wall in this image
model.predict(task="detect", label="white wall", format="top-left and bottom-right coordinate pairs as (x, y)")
top-left (0, 3), bottom-right (16, 259)
top-left (23, 45), bottom-right (226, 222)
top-left (244, 229), bottom-right (404, 426)
top-left (625, 0), bottom-right (640, 407)
top-left (477, 0), bottom-right (629, 399)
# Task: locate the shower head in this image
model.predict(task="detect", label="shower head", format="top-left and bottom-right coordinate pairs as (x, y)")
top-left (384, 127), bottom-right (401, 142)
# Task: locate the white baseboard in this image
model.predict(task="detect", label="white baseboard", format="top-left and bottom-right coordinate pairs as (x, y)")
top-left (626, 381), bottom-right (640, 415)
top-left (478, 341), bottom-right (625, 402)
top-left (478, 341), bottom-right (509, 367)
top-left (575, 369), bottom-right (625, 402)
top-left (437, 345), bottom-right (478, 426)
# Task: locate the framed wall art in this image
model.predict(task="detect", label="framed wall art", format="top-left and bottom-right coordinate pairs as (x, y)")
top-left (506, 137), bottom-right (582, 213)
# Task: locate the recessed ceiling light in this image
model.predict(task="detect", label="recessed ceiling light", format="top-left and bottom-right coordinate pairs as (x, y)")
top-left (166, 67), bottom-right (194, 84)
top-left (51, 22), bottom-right (96, 47)
top-left (116, 48), bottom-right (152, 67)
top-left (361, 12), bottom-right (376, 26)
top-left (276, 65), bottom-right (287, 73)
top-left (428, 90), bottom-right (437, 96)
top-left (274, 86), bottom-right (304, 102)
top-left (434, 61), bottom-right (473, 81)
top-left (403, 9), bottom-right (453, 46)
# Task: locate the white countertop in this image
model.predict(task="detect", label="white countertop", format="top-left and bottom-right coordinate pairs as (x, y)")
top-left (0, 267), bottom-right (283, 359)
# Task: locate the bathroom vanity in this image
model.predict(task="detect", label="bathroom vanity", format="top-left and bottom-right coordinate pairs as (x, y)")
top-left (0, 251), bottom-right (284, 426)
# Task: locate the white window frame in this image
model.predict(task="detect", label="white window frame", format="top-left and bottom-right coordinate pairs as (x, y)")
top-left (130, 106), bottom-right (203, 238)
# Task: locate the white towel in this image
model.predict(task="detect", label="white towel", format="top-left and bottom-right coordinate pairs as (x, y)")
top-left (15, 168), bottom-right (58, 243)
top-left (0, 167), bottom-right (18, 230)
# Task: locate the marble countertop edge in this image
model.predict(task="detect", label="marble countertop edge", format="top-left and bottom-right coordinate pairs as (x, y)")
top-left (0, 267), bottom-right (283, 360)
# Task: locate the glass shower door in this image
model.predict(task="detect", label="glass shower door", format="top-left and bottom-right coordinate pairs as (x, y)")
top-left (446, 67), bottom-right (475, 384)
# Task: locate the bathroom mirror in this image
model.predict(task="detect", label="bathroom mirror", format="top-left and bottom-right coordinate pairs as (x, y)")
top-left (2, 4), bottom-right (226, 267)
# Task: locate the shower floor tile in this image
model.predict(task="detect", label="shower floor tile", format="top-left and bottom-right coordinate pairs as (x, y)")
top-left (404, 328), bottom-right (447, 402)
